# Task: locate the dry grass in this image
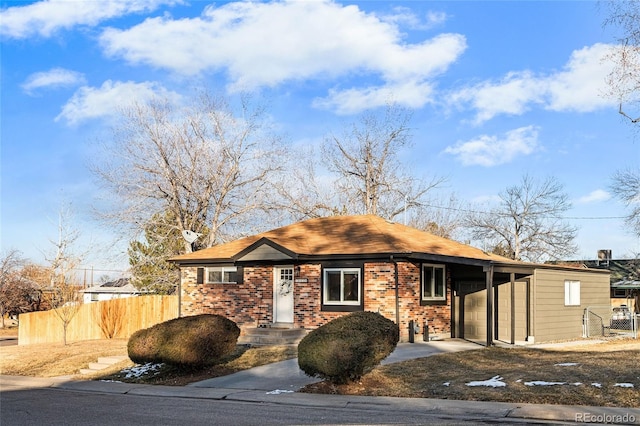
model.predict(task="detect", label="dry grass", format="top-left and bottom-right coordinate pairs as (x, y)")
top-left (0, 325), bottom-right (19, 338)
top-left (0, 339), bottom-right (129, 377)
top-left (301, 339), bottom-right (640, 408)
top-left (2, 335), bottom-right (638, 408)
top-left (0, 338), bottom-right (297, 386)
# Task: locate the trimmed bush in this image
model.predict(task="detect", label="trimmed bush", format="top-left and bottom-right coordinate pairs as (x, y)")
top-left (128, 314), bottom-right (240, 367)
top-left (297, 311), bottom-right (399, 384)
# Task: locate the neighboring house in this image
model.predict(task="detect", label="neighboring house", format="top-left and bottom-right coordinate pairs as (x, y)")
top-left (82, 278), bottom-right (147, 303)
top-left (170, 215), bottom-right (610, 346)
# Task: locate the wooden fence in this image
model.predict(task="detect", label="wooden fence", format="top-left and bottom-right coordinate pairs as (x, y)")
top-left (18, 295), bottom-right (179, 345)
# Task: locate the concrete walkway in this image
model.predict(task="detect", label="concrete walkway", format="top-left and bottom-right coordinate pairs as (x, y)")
top-left (189, 339), bottom-right (482, 391)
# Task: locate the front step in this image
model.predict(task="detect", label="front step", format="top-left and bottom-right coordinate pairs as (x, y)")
top-left (239, 327), bottom-right (307, 346)
top-left (79, 355), bottom-right (129, 375)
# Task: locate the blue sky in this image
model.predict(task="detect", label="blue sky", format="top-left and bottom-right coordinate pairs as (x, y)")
top-left (2, 0), bottom-right (639, 274)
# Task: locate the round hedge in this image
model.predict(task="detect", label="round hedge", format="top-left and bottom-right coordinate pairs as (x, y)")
top-left (128, 314), bottom-right (240, 367)
top-left (297, 311), bottom-right (399, 384)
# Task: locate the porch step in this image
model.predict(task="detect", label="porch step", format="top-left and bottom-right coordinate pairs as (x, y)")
top-left (239, 327), bottom-right (308, 346)
top-left (79, 355), bottom-right (129, 375)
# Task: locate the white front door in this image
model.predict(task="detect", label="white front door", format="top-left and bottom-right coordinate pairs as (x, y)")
top-left (274, 266), bottom-right (294, 324)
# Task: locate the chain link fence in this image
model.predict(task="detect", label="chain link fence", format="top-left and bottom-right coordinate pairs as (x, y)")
top-left (583, 305), bottom-right (638, 339)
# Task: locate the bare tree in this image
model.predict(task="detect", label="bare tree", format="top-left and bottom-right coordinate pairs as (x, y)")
top-left (271, 145), bottom-right (345, 222)
top-left (407, 194), bottom-right (466, 240)
top-left (0, 250), bottom-right (37, 328)
top-left (602, 0), bottom-right (640, 123)
top-left (321, 103), bottom-right (443, 221)
top-left (601, 2), bottom-right (640, 238)
top-left (42, 206), bottom-right (84, 345)
top-left (610, 168), bottom-right (640, 236)
top-left (93, 91), bottom-right (285, 253)
top-left (465, 175), bottom-right (578, 262)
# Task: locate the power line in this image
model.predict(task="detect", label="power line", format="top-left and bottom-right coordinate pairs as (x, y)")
top-left (421, 203), bottom-right (626, 221)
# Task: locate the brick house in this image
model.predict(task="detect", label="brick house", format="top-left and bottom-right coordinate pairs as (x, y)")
top-left (170, 214), bottom-right (610, 345)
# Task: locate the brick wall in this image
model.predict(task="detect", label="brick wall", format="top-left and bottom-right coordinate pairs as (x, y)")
top-left (180, 260), bottom-right (452, 342)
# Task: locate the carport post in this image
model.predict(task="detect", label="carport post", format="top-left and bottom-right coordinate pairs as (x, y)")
top-left (510, 272), bottom-right (515, 345)
top-left (484, 265), bottom-right (494, 347)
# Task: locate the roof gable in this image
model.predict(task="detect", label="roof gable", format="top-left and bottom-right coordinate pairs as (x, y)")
top-left (234, 238), bottom-right (298, 262)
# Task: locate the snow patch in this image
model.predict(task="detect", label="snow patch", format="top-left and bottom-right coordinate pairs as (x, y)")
top-left (266, 389), bottom-right (294, 395)
top-left (614, 383), bottom-right (634, 388)
top-left (524, 381), bottom-right (566, 386)
top-left (554, 363), bottom-right (579, 366)
top-left (466, 375), bottom-right (506, 387)
top-left (120, 363), bottom-right (163, 379)
top-left (442, 382), bottom-right (450, 387)
top-left (591, 383), bottom-right (602, 388)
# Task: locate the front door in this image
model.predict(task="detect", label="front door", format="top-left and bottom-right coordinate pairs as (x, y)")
top-left (274, 266), bottom-right (294, 324)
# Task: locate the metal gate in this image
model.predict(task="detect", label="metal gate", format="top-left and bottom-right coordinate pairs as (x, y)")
top-left (583, 306), bottom-right (638, 339)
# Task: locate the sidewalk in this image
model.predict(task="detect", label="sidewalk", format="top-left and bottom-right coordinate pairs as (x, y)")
top-left (2, 339), bottom-right (639, 425)
top-left (2, 374), bottom-right (639, 424)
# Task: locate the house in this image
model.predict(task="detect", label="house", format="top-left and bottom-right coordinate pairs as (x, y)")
top-left (81, 278), bottom-right (148, 303)
top-left (170, 215), bottom-right (611, 345)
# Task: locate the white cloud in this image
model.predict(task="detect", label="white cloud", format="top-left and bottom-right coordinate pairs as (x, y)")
top-left (55, 80), bottom-right (181, 125)
top-left (0, 0), bottom-right (181, 39)
top-left (449, 43), bottom-right (617, 123)
top-left (379, 7), bottom-right (448, 30)
top-left (577, 189), bottom-right (611, 204)
top-left (313, 80), bottom-right (436, 115)
top-left (21, 68), bottom-right (86, 95)
top-left (99, 0), bottom-right (466, 112)
top-left (545, 44), bottom-right (615, 112)
top-left (443, 126), bottom-right (540, 167)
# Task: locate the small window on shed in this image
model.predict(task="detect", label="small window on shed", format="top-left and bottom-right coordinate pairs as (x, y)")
top-left (564, 280), bottom-right (580, 306)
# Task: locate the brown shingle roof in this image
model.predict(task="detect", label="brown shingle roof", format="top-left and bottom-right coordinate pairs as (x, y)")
top-left (170, 214), bottom-right (513, 263)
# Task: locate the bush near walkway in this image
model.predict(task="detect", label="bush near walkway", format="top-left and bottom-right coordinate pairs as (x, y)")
top-left (298, 311), bottom-right (399, 384)
top-left (128, 314), bottom-right (240, 367)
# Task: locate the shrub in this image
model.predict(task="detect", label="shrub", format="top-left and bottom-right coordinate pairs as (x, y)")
top-left (128, 314), bottom-right (240, 367)
top-left (297, 311), bottom-right (399, 384)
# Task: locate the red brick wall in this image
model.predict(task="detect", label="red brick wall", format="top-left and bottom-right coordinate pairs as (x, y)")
top-left (180, 260), bottom-right (452, 342)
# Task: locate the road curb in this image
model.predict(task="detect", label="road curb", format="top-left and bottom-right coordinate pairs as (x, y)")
top-left (5, 375), bottom-right (637, 424)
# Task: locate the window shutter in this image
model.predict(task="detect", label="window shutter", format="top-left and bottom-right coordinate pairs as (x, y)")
top-left (197, 267), bottom-right (204, 284)
top-left (236, 266), bottom-right (244, 284)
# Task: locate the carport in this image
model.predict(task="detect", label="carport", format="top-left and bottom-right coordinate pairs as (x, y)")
top-left (451, 261), bottom-right (534, 347)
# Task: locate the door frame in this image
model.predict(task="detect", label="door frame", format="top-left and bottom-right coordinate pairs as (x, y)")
top-left (273, 265), bottom-right (294, 324)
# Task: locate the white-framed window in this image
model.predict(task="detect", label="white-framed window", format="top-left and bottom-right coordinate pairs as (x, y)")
top-left (564, 280), bottom-right (581, 306)
top-left (90, 293), bottom-right (99, 302)
top-left (422, 264), bottom-right (446, 301)
top-left (206, 266), bottom-right (238, 284)
top-left (323, 268), bottom-right (361, 305)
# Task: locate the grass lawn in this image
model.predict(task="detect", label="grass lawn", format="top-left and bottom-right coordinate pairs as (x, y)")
top-left (1, 335), bottom-right (638, 407)
top-left (301, 339), bottom-right (640, 408)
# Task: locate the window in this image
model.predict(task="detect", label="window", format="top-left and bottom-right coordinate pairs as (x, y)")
top-left (90, 293), bottom-right (99, 302)
top-left (422, 264), bottom-right (445, 301)
top-left (564, 280), bottom-right (580, 306)
top-left (613, 288), bottom-right (627, 298)
top-left (323, 268), bottom-right (360, 305)
top-left (206, 266), bottom-right (238, 283)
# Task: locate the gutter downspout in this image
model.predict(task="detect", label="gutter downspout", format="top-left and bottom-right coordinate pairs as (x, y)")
top-left (485, 264), bottom-right (494, 347)
top-left (391, 255), bottom-right (399, 326)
